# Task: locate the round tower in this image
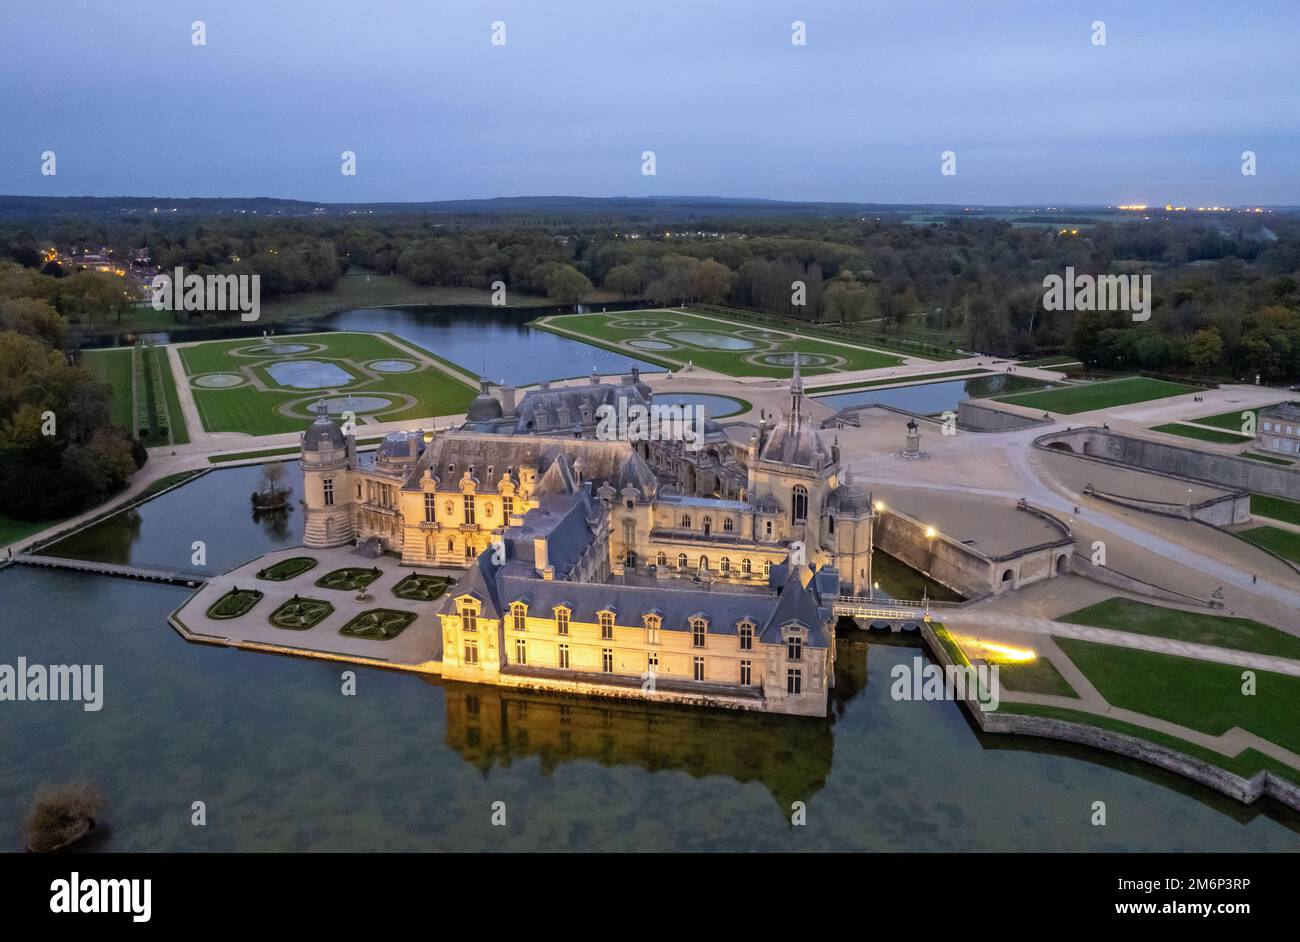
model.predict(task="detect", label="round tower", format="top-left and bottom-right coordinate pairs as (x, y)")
top-left (300, 401), bottom-right (356, 547)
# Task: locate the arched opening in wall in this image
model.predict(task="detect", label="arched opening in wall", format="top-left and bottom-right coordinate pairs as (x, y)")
top-left (1046, 441), bottom-right (1074, 453)
top-left (1055, 555), bottom-right (1069, 575)
top-left (1000, 568), bottom-right (1014, 584)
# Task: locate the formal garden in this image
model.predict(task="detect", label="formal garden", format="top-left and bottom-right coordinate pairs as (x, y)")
top-left (206, 588), bottom-right (263, 619)
top-left (392, 572), bottom-right (453, 602)
top-left (257, 556), bottom-right (319, 581)
top-left (340, 608), bottom-right (417, 640)
top-left (315, 566), bottom-right (383, 592)
top-left (269, 597), bottom-right (335, 630)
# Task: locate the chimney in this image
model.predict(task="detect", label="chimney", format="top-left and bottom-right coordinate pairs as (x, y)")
top-left (534, 536), bottom-right (554, 580)
top-left (499, 385), bottom-right (517, 417)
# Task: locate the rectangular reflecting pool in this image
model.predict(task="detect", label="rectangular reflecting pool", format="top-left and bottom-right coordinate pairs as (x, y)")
top-left (815, 374), bottom-right (1055, 415)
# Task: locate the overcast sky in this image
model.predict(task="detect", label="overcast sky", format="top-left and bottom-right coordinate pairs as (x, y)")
top-left (3, 0), bottom-right (1297, 205)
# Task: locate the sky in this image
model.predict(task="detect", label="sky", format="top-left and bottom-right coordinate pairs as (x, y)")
top-left (2, 0), bottom-right (1297, 205)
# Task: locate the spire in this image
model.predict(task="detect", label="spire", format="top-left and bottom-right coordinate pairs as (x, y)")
top-left (790, 352), bottom-right (803, 427)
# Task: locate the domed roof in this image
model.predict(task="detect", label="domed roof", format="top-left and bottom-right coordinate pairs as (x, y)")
top-left (466, 379), bottom-right (504, 423)
top-left (303, 401), bottom-right (346, 451)
top-left (827, 471), bottom-right (871, 515)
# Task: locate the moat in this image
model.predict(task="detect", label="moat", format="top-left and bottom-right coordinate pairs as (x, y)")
top-left (4, 468), bottom-right (1298, 851)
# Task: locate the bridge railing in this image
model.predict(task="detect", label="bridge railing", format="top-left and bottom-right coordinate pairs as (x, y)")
top-left (834, 595), bottom-right (962, 610)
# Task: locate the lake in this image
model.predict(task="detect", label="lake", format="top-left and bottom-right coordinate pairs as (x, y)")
top-left (814, 374), bottom-right (1055, 416)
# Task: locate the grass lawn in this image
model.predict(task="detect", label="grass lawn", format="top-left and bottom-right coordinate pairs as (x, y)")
top-left (0, 515), bottom-right (61, 547)
top-left (81, 348), bottom-right (134, 431)
top-left (1054, 638), bottom-right (1300, 755)
top-left (1150, 422), bottom-right (1253, 444)
top-left (1240, 450), bottom-right (1295, 466)
top-left (1237, 526), bottom-right (1300, 563)
top-left (539, 308), bottom-right (907, 378)
top-left (1194, 407), bottom-right (1258, 433)
top-left (996, 658), bottom-right (1077, 697)
top-left (179, 331), bottom-right (476, 436)
top-left (153, 347), bottom-right (190, 445)
top-left (994, 376), bottom-right (1200, 414)
top-left (1251, 494), bottom-right (1300, 527)
top-left (998, 702), bottom-right (1300, 786)
top-left (1059, 597), bottom-right (1300, 660)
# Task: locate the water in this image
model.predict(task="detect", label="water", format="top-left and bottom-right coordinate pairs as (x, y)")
top-left (665, 330), bottom-right (755, 350)
top-left (322, 307), bottom-right (662, 385)
top-left (654, 393), bottom-right (748, 420)
top-left (11, 469), bottom-right (1300, 850)
top-left (44, 463), bottom-right (305, 574)
top-left (1, 566), bottom-right (1296, 851)
top-left (369, 359), bottom-right (417, 373)
top-left (814, 374), bottom-right (1055, 416)
top-left (265, 359), bottom-right (354, 389)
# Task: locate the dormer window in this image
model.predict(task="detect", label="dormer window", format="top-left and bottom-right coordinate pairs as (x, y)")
top-left (738, 621), bottom-right (754, 651)
top-left (690, 617), bottom-right (707, 648)
top-left (511, 603), bottom-right (527, 633)
top-left (643, 614), bottom-right (661, 644)
top-left (598, 611), bottom-right (615, 640)
top-left (786, 633), bottom-right (803, 661)
top-left (459, 602), bottom-right (478, 633)
top-left (555, 607), bottom-right (570, 635)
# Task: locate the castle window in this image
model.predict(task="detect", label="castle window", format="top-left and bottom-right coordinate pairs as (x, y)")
top-left (460, 605), bottom-right (478, 633)
top-left (792, 486), bottom-right (808, 522)
top-left (558, 643), bottom-right (570, 669)
top-left (739, 622), bottom-right (753, 651)
top-left (515, 638), bottom-right (527, 665)
top-left (464, 639), bottom-right (478, 665)
top-left (742, 558), bottom-right (752, 575)
top-left (723, 518), bottom-right (734, 533)
top-left (681, 514), bottom-right (691, 529)
top-left (511, 603), bottom-right (527, 633)
top-left (763, 560), bottom-right (772, 577)
top-left (693, 657), bottom-right (705, 682)
top-left (356, 482), bottom-right (362, 499)
top-left (698, 555), bottom-right (709, 572)
top-left (702, 515), bottom-right (712, 536)
top-left (647, 651), bottom-right (659, 672)
top-left (765, 521), bottom-right (773, 538)
top-left (555, 608), bottom-right (570, 635)
top-left (690, 617), bottom-right (707, 648)
top-left (424, 493), bottom-right (436, 523)
top-left (503, 495), bottom-right (514, 517)
top-left (719, 556), bottom-right (731, 573)
top-left (602, 649), bottom-right (614, 673)
top-left (676, 553), bottom-right (688, 571)
top-left (599, 611), bottom-right (614, 640)
top-left (657, 552), bottom-right (667, 568)
top-left (644, 614), bottom-right (661, 644)
top-left (787, 636), bottom-right (802, 661)
top-left (828, 515), bottom-right (835, 534)
top-left (463, 493), bottom-right (476, 525)
top-left (787, 668), bottom-right (802, 695)
top-left (323, 478), bottom-right (334, 506)
top-left (740, 660), bottom-right (752, 686)
top-left (487, 465), bottom-right (494, 480)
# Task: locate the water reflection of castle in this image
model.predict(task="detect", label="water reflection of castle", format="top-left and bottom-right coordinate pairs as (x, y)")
top-left (440, 680), bottom-right (836, 809)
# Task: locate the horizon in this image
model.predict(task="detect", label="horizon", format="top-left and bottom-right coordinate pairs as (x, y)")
top-left (3, 0), bottom-right (1297, 205)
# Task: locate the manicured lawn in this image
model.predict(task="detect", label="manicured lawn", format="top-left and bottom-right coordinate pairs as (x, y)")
top-left (153, 347), bottom-right (190, 445)
top-left (269, 597), bottom-right (334, 630)
top-left (1251, 494), bottom-right (1300, 527)
top-left (315, 567), bottom-right (382, 592)
top-left (540, 308), bottom-right (907, 378)
top-left (994, 376), bottom-right (1200, 414)
top-left (0, 515), bottom-right (61, 547)
top-left (179, 331), bottom-right (476, 436)
top-left (998, 702), bottom-right (1300, 786)
top-left (81, 348), bottom-right (134, 431)
top-left (1194, 408), bottom-right (1258, 433)
top-left (1237, 526), bottom-right (1300, 563)
top-left (392, 573), bottom-right (452, 602)
top-left (340, 608), bottom-right (416, 640)
top-left (1240, 450), bottom-right (1294, 466)
top-left (256, 556), bottom-right (319, 581)
top-left (1054, 638), bottom-right (1300, 755)
top-left (996, 658), bottom-right (1077, 697)
top-left (1150, 423), bottom-right (1252, 444)
top-left (1060, 597), bottom-right (1300, 660)
top-left (206, 588), bottom-right (263, 619)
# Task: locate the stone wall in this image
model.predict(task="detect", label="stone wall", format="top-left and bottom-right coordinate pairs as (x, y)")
top-left (1036, 428), bottom-right (1300, 500)
top-left (1084, 486), bottom-right (1251, 526)
top-left (957, 401), bottom-right (1054, 432)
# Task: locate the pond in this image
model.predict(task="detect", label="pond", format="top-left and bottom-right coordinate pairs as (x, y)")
top-left (2, 564), bottom-right (1296, 851)
top-left (814, 374), bottom-right (1055, 416)
top-left (654, 393), bottom-right (748, 420)
top-left (665, 330), bottom-right (755, 350)
top-left (322, 307), bottom-right (663, 386)
top-left (265, 360), bottom-right (354, 389)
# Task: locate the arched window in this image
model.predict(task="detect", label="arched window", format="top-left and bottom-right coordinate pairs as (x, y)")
top-left (828, 515), bottom-right (835, 534)
top-left (763, 560), bottom-right (772, 577)
top-left (720, 556), bottom-right (731, 573)
top-left (723, 517), bottom-right (734, 533)
top-left (555, 607), bottom-right (570, 635)
top-left (446, 537), bottom-right (454, 552)
top-left (643, 614), bottom-right (661, 644)
top-left (765, 520), bottom-right (773, 538)
top-left (792, 486), bottom-right (808, 522)
top-left (677, 553), bottom-right (688, 571)
top-left (742, 558), bottom-right (752, 575)
top-left (657, 552), bottom-right (667, 568)
top-left (690, 617), bottom-right (707, 648)
top-left (511, 603), bottom-right (527, 633)
top-left (702, 515), bottom-right (712, 536)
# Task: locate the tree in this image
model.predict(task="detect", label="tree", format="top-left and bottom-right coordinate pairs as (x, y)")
top-left (694, 258), bottom-right (732, 304)
top-left (544, 265), bottom-right (593, 303)
top-left (1187, 327), bottom-right (1223, 375)
top-left (603, 264), bottom-right (641, 298)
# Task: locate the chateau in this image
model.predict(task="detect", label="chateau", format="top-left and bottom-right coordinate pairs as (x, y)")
top-left (298, 360), bottom-right (868, 715)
